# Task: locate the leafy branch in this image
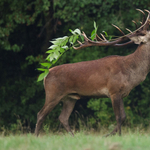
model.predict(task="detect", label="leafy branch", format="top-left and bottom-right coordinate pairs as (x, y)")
top-left (37, 22), bottom-right (99, 81)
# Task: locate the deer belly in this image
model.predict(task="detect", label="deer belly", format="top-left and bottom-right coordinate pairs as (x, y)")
top-left (85, 87), bottom-right (110, 98)
top-left (96, 87), bottom-right (110, 97)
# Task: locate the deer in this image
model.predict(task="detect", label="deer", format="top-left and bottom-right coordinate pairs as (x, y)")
top-left (35, 9), bottom-right (150, 137)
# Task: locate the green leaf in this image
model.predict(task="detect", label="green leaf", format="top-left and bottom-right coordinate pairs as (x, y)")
top-left (69, 36), bottom-right (74, 44)
top-left (60, 48), bottom-right (65, 53)
top-left (49, 51), bottom-right (60, 62)
top-left (69, 29), bottom-right (75, 34)
top-left (48, 45), bottom-right (58, 49)
top-left (74, 29), bottom-right (81, 35)
top-left (49, 53), bottom-right (54, 61)
top-left (40, 63), bottom-right (52, 68)
top-left (50, 40), bottom-right (60, 45)
top-left (46, 54), bottom-right (51, 60)
top-left (58, 38), bottom-right (68, 47)
top-left (109, 36), bottom-right (112, 40)
top-left (73, 35), bottom-right (78, 43)
top-left (62, 46), bottom-right (68, 49)
top-left (46, 49), bottom-right (56, 53)
top-left (52, 59), bottom-right (58, 64)
top-left (94, 21), bottom-right (97, 29)
top-left (102, 31), bottom-right (108, 37)
top-left (37, 68), bottom-right (48, 71)
top-left (37, 69), bottom-right (49, 82)
top-left (91, 29), bottom-right (96, 41)
top-left (94, 21), bottom-right (98, 32)
top-left (53, 50), bottom-right (60, 59)
top-left (60, 36), bottom-right (68, 40)
top-left (90, 22), bottom-right (98, 41)
top-left (53, 36), bottom-right (68, 41)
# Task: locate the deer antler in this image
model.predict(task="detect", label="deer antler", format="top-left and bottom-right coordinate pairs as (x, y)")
top-left (136, 9), bottom-right (146, 25)
top-left (73, 10), bottom-right (150, 50)
top-left (73, 32), bottom-right (129, 50)
top-left (132, 20), bottom-right (138, 29)
top-left (112, 24), bottom-right (125, 35)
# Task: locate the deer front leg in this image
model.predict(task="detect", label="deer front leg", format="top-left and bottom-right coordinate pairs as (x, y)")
top-left (105, 95), bottom-right (126, 137)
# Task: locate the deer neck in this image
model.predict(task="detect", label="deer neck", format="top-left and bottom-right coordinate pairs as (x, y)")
top-left (128, 42), bottom-right (150, 76)
top-left (128, 31), bottom-right (150, 72)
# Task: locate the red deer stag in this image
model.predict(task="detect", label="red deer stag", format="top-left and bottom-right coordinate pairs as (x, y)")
top-left (35, 9), bottom-right (150, 136)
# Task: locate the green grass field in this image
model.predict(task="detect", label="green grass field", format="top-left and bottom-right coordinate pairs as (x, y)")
top-left (0, 128), bottom-right (150, 150)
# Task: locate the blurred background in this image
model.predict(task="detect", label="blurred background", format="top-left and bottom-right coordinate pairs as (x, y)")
top-left (0, 0), bottom-right (150, 134)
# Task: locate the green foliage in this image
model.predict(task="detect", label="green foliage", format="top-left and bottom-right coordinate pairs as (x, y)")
top-left (1, 0), bottom-right (150, 132)
top-left (91, 21), bottom-right (98, 41)
top-left (87, 98), bottom-right (115, 126)
top-left (37, 29), bottom-right (82, 81)
top-left (0, 0), bottom-right (51, 52)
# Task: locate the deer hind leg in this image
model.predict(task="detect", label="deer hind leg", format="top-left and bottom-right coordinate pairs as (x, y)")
top-left (58, 98), bottom-right (77, 136)
top-left (35, 94), bottom-right (63, 136)
top-left (105, 95), bottom-right (126, 137)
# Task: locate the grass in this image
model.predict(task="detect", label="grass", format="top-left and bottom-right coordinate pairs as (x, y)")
top-left (0, 128), bottom-right (150, 150)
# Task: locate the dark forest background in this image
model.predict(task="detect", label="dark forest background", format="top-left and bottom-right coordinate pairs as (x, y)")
top-left (0, 0), bottom-right (150, 133)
